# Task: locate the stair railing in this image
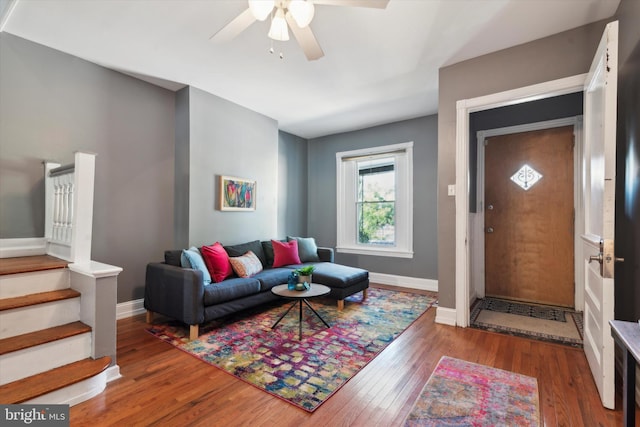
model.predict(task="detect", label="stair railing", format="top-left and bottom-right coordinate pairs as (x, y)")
top-left (44, 152), bottom-right (96, 263)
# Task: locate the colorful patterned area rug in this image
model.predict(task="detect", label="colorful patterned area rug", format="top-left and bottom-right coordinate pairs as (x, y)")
top-left (404, 356), bottom-right (540, 426)
top-left (147, 287), bottom-right (435, 412)
top-left (470, 297), bottom-right (583, 347)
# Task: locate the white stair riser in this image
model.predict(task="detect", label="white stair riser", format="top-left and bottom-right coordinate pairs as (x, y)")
top-left (0, 269), bottom-right (69, 299)
top-left (0, 299), bottom-right (80, 339)
top-left (0, 332), bottom-right (91, 386)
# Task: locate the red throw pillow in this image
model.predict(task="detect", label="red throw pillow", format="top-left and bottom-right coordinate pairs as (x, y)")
top-left (271, 239), bottom-right (301, 267)
top-left (201, 242), bottom-right (233, 283)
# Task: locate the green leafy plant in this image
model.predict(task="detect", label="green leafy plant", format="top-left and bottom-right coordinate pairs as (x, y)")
top-left (296, 265), bottom-right (315, 276)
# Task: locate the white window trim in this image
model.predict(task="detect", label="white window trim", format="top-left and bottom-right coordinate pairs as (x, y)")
top-left (336, 142), bottom-right (414, 258)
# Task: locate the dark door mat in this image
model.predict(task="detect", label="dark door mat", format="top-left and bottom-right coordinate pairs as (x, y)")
top-left (470, 297), bottom-right (584, 347)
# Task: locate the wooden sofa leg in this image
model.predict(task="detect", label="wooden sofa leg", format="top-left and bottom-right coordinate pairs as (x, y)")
top-left (190, 325), bottom-right (199, 341)
top-left (337, 300), bottom-right (345, 311)
top-left (146, 310), bottom-right (154, 324)
top-left (363, 288), bottom-right (368, 301)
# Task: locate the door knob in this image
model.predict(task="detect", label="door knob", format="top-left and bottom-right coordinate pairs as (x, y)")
top-left (589, 253), bottom-right (603, 264)
top-left (486, 227), bottom-right (494, 233)
top-left (592, 239), bottom-right (620, 279)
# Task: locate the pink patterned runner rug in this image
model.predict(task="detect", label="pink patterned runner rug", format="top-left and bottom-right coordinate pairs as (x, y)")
top-left (404, 356), bottom-right (540, 426)
top-left (147, 287), bottom-right (435, 412)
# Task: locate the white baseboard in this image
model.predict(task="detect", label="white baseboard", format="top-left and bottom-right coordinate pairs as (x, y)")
top-left (0, 238), bottom-right (46, 258)
top-left (369, 272), bottom-right (438, 292)
top-left (116, 298), bottom-right (145, 320)
top-left (435, 307), bottom-right (457, 326)
top-left (106, 364), bottom-right (122, 383)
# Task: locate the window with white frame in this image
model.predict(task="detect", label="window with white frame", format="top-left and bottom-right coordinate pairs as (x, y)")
top-left (336, 142), bottom-right (413, 258)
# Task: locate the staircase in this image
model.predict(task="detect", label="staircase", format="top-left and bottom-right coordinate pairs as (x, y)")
top-left (0, 255), bottom-right (111, 405)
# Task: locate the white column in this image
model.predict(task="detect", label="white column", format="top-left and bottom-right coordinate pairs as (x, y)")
top-left (70, 152), bottom-right (96, 264)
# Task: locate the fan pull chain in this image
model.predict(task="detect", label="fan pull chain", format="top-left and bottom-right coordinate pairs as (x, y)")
top-left (268, 40), bottom-right (284, 59)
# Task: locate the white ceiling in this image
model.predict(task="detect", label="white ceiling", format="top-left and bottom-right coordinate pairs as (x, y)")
top-left (1, 0), bottom-right (620, 139)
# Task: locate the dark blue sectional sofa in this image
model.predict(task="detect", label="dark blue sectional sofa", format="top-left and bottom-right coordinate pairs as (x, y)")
top-left (144, 239), bottom-right (369, 339)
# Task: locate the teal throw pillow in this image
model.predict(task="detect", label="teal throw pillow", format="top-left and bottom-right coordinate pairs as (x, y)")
top-left (287, 236), bottom-right (320, 263)
top-left (181, 247), bottom-right (212, 285)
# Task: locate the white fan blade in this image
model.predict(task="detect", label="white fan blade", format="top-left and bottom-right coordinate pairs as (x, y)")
top-left (210, 8), bottom-right (257, 43)
top-left (285, 12), bottom-right (324, 60)
top-left (310, 0), bottom-right (389, 9)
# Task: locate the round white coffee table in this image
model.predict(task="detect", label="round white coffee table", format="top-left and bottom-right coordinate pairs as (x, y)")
top-left (271, 283), bottom-right (331, 339)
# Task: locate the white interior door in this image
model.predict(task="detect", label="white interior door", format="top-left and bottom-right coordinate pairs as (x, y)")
top-left (581, 20), bottom-right (618, 410)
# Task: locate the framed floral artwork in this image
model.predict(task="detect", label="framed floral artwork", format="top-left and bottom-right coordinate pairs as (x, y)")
top-left (219, 176), bottom-right (256, 211)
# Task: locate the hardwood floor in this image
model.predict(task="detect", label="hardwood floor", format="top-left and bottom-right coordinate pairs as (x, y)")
top-left (70, 287), bottom-right (634, 426)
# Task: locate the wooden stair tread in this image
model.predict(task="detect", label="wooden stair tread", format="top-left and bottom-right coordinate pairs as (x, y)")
top-left (0, 356), bottom-right (111, 404)
top-left (0, 255), bottom-right (68, 276)
top-left (0, 289), bottom-right (80, 312)
top-left (0, 321), bottom-right (91, 356)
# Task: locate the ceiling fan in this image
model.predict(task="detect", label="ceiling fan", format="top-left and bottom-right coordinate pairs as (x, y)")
top-left (210, 0), bottom-right (390, 61)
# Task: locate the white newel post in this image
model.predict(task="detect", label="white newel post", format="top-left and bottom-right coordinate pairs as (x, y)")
top-left (43, 152), bottom-right (123, 384)
top-left (71, 152), bottom-right (96, 264)
top-left (69, 261), bottom-right (123, 381)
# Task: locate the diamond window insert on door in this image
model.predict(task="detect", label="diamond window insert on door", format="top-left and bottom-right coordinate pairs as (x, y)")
top-left (510, 164), bottom-right (543, 191)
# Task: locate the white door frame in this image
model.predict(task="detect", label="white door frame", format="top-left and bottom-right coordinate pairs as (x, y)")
top-left (471, 117), bottom-right (585, 310)
top-left (455, 74), bottom-right (587, 327)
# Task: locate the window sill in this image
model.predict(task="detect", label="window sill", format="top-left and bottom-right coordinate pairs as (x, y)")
top-left (336, 246), bottom-right (414, 258)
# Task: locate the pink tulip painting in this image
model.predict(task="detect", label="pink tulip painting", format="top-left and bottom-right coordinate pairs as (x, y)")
top-left (220, 176), bottom-right (256, 211)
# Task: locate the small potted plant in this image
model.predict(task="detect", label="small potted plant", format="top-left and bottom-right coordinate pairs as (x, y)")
top-left (296, 265), bottom-right (315, 285)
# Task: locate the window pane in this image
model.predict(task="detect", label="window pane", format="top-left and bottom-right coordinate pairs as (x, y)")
top-left (357, 158), bottom-right (395, 245)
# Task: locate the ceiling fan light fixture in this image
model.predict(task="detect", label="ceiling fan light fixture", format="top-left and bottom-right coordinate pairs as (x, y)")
top-left (248, 0), bottom-right (275, 21)
top-left (288, 0), bottom-right (315, 28)
top-left (268, 7), bottom-right (289, 41)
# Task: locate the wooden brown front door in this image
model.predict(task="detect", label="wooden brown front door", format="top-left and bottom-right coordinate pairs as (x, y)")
top-left (484, 126), bottom-right (574, 307)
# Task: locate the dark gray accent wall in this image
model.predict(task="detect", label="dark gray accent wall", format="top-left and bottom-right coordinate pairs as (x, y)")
top-left (0, 33), bottom-right (175, 303)
top-left (176, 87), bottom-right (279, 246)
top-left (437, 20), bottom-right (608, 308)
top-left (614, 0), bottom-right (640, 321)
top-left (278, 131), bottom-right (308, 237)
top-left (308, 116), bottom-right (438, 280)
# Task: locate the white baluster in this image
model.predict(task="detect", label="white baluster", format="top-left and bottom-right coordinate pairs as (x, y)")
top-left (67, 182), bottom-right (75, 245)
top-left (53, 178), bottom-right (62, 242)
top-left (60, 177), bottom-right (67, 243)
top-left (61, 179), bottom-right (67, 243)
top-left (65, 175), bottom-right (73, 244)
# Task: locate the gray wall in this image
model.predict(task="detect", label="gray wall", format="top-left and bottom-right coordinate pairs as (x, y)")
top-left (437, 21), bottom-right (608, 308)
top-left (308, 115), bottom-right (438, 280)
top-left (1, 33), bottom-right (308, 304)
top-left (278, 131), bottom-right (308, 238)
top-left (174, 88), bottom-right (190, 248)
top-left (0, 33), bottom-right (175, 302)
top-left (176, 87), bottom-right (280, 247)
top-left (614, 0), bottom-right (640, 321)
